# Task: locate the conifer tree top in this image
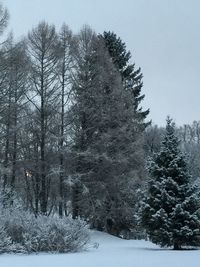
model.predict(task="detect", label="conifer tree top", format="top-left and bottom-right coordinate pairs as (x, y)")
top-left (100, 30), bottom-right (150, 128)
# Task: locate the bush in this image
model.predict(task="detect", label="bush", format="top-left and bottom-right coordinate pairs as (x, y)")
top-left (0, 225), bottom-right (25, 254)
top-left (22, 216), bottom-right (90, 253)
top-left (0, 189), bottom-right (90, 254)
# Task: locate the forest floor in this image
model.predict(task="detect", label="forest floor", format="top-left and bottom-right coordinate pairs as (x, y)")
top-left (0, 230), bottom-right (200, 267)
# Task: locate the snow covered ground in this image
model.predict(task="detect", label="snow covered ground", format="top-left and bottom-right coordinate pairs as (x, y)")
top-left (0, 230), bottom-right (200, 267)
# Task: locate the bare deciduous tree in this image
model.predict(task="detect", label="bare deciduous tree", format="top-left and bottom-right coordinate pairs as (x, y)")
top-left (56, 24), bottom-right (74, 217)
top-left (27, 22), bottom-right (59, 215)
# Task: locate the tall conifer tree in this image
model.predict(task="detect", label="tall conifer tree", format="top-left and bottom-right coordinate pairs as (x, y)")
top-left (70, 27), bottom-right (144, 235)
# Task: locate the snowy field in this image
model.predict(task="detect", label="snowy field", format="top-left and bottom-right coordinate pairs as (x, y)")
top-left (0, 231), bottom-right (200, 267)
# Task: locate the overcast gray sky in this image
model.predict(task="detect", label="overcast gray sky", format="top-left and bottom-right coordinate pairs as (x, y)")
top-left (3, 0), bottom-right (200, 126)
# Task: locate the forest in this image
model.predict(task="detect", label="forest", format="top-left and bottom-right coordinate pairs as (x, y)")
top-left (0, 2), bottom-right (200, 253)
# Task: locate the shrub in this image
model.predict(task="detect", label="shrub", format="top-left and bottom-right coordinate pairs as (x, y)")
top-left (22, 216), bottom-right (90, 253)
top-left (0, 188), bottom-right (90, 254)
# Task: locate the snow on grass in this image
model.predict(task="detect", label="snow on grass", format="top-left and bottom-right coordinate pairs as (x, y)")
top-left (0, 230), bottom-right (200, 267)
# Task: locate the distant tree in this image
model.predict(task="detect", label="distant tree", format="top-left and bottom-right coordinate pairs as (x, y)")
top-left (177, 121), bottom-right (200, 180)
top-left (0, 3), bottom-right (9, 49)
top-left (144, 124), bottom-right (164, 157)
top-left (141, 118), bottom-right (200, 249)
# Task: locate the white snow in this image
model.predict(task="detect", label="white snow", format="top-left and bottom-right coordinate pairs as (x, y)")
top-left (0, 230), bottom-right (200, 267)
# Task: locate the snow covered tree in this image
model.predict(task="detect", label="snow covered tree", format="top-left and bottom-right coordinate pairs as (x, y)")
top-left (56, 24), bottom-right (74, 217)
top-left (27, 22), bottom-right (59, 215)
top-left (144, 124), bottom-right (164, 157)
top-left (69, 26), bottom-right (145, 236)
top-left (177, 121), bottom-right (200, 181)
top-left (0, 3), bottom-right (8, 35)
top-left (1, 39), bottom-right (29, 189)
top-left (141, 118), bottom-right (200, 249)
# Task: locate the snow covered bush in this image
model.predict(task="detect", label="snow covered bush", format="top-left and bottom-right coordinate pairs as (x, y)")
top-left (0, 188), bottom-right (90, 254)
top-left (22, 216), bottom-right (90, 253)
top-left (0, 225), bottom-right (25, 254)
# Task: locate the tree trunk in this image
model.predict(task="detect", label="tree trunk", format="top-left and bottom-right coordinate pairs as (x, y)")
top-left (174, 242), bottom-right (181, 250)
top-left (4, 89), bottom-right (11, 188)
top-left (72, 184), bottom-right (80, 219)
top-left (59, 67), bottom-right (65, 218)
top-left (40, 57), bottom-right (47, 215)
top-left (11, 86), bottom-right (18, 188)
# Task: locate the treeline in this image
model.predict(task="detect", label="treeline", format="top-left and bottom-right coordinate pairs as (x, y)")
top-left (0, 3), bottom-right (149, 236)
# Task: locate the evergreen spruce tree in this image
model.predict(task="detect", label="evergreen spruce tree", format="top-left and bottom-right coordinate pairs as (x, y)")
top-left (101, 31), bottom-right (150, 130)
top-left (141, 118), bottom-right (200, 249)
